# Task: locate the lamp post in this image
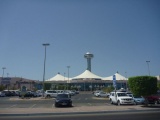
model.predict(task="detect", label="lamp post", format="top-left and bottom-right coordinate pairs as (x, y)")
top-left (146, 61), bottom-right (150, 76)
top-left (42, 43), bottom-right (50, 97)
top-left (64, 72), bottom-right (66, 81)
top-left (125, 72), bottom-right (128, 90)
top-left (67, 66), bottom-right (70, 90)
top-left (2, 67), bottom-right (6, 78)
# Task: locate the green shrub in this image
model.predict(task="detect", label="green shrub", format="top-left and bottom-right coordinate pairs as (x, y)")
top-left (128, 76), bottom-right (157, 96)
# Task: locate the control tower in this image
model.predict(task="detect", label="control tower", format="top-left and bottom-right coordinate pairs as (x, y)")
top-left (84, 52), bottom-right (94, 72)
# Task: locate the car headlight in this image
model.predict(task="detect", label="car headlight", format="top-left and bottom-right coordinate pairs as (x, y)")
top-left (56, 99), bottom-right (60, 102)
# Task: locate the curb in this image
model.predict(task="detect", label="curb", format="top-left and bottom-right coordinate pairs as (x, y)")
top-left (1, 108), bottom-right (160, 117)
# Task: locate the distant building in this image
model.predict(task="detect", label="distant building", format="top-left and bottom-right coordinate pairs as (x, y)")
top-left (0, 77), bottom-right (42, 91)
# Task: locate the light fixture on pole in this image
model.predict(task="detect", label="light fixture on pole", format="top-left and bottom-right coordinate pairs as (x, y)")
top-left (146, 61), bottom-right (150, 76)
top-left (42, 43), bottom-right (50, 97)
top-left (2, 67), bottom-right (6, 78)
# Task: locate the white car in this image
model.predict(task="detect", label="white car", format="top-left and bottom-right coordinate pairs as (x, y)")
top-left (109, 92), bottom-right (134, 105)
top-left (44, 90), bottom-right (58, 98)
top-left (94, 91), bottom-right (109, 97)
top-left (63, 90), bottom-right (75, 96)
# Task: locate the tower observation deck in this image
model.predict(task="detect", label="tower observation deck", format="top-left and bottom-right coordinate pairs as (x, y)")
top-left (84, 52), bottom-right (94, 72)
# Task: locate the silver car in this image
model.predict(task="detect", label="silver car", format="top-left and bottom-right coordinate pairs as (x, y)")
top-left (94, 91), bottom-right (109, 97)
top-left (133, 96), bottom-right (145, 105)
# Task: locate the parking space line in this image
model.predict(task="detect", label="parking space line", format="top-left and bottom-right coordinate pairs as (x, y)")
top-left (52, 104), bottom-right (55, 108)
top-left (88, 103), bottom-right (92, 106)
top-left (105, 103), bottom-right (112, 106)
top-left (10, 104), bottom-right (17, 108)
top-left (30, 104), bottom-right (36, 108)
top-left (6, 104), bottom-right (17, 109)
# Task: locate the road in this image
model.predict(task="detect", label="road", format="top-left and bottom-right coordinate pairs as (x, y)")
top-left (0, 111), bottom-right (160, 120)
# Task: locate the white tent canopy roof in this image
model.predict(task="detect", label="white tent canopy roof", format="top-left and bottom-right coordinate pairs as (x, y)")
top-left (102, 73), bottom-right (127, 81)
top-left (72, 70), bottom-right (102, 79)
top-left (46, 73), bottom-right (70, 81)
top-left (156, 75), bottom-right (160, 80)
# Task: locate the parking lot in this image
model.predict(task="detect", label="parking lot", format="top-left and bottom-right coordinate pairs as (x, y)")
top-left (0, 92), bottom-right (113, 109)
top-left (1, 92), bottom-right (160, 116)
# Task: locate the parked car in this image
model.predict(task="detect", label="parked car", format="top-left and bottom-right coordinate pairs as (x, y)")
top-left (2, 90), bottom-right (12, 96)
top-left (133, 96), bottom-right (145, 105)
top-left (126, 92), bottom-right (145, 105)
top-left (94, 91), bottom-right (109, 97)
top-left (75, 90), bottom-right (79, 94)
top-left (92, 90), bottom-right (102, 94)
top-left (44, 90), bottom-right (58, 98)
top-left (19, 91), bottom-right (34, 97)
top-left (145, 94), bottom-right (160, 104)
top-left (0, 91), bottom-right (6, 97)
top-left (109, 92), bottom-right (134, 105)
top-left (63, 90), bottom-right (75, 96)
top-left (54, 93), bottom-right (72, 107)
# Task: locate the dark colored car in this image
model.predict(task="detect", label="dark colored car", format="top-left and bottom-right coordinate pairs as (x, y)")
top-left (2, 91), bottom-right (12, 96)
top-left (55, 93), bottom-right (72, 107)
top-left (19, 92), bottom-right (34, 98)
top-left (145, 94), bottom-right (160, 104)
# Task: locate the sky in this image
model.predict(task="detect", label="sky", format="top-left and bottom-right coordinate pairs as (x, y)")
top-left (0, 0), bottom-right (160, 81)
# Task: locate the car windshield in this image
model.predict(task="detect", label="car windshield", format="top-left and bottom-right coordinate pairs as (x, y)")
top-left (134, 96), bottom-right (142, 98)
top-left (57, 94), bottom-right (70, 99)
top-left (128, 94), bottom-right (133, 97)
top-left (117, 93), bottom-right (127, 97)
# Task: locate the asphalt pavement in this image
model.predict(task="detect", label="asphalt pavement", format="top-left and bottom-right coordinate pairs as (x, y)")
top-left (0, 97), bottom-right (160, 116)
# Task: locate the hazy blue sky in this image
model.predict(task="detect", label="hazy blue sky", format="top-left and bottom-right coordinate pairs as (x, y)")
top-left (0, 0), bottom-right (160, 80)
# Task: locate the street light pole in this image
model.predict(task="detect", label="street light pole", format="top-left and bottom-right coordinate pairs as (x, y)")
top-left (2, 67), bottom-right (6, 78)
top-left (42, 43), bottom-right (50, 97)
top-left (125, 72), bottom-right (128, 90)
top-left (67, 66), bottom-right (70, 90)
top-left (146, 61), bottom-right (150, 76)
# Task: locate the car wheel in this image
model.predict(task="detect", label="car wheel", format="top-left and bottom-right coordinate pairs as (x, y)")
top-left (117, 100), bottom-right (121, 106)
top-left (134, 101), bottom-right (137, 105)
top-left (47, 95), bottom-right (50, 98)
top-left (69, 103), bottom-right (72, 107)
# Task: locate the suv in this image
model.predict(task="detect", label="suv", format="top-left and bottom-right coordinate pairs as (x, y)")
top-left (145, 94), bottom-right (160, 104)
top-left (44, 90), bottom-right (58, 98)
top-left (109, 92), bottom-right (134, 105)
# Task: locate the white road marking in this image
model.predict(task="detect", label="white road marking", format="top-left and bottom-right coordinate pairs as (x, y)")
top-left (30, 104), bottom-right (36, 108)
top-left (52, 104), bottom-right (55, 108)
top-left (10, 104), bottom-right (17, 108)
top-left (88, 103), bottom-right (92, 106)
